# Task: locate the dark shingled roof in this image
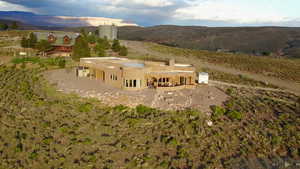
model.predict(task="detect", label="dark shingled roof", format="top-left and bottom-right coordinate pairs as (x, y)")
top-left (33, 32), bottom-right (80, 47)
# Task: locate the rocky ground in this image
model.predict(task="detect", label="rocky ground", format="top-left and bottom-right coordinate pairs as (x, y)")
top-left (44, 69), bottom-right (228, 112)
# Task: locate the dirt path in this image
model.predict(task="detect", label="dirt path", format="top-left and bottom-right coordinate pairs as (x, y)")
top-left (122, 40), bottom-right (300, 95)
top-left (209, 80), bottom-right (291, 93)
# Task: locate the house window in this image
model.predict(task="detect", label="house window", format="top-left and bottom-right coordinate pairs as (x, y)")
top-left (124, 79), bottom-right (139, 88)
top-left (110, 74), bottom-right (118, 81)
top-left (63, 36), bottom-right (71, 44)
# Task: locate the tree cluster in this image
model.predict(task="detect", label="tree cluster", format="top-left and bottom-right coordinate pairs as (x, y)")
top-left (71, 28), bottom-right (128, 61)
top-left (112, 39), bottom-right (128, 56)
top-left (0, 23), bottom-right (8, 30)
top-left (35, 40), bottom-right (53, 55)
top-left (72, 35), bottom-right (91, 61)
top-left (21, 32), bottom-right (53, 56)
top-left (11, 21), bottom-right (19, 29)
top-left (21, 33), bottom-right (38, 48)
top-left (93, 37), bottom-right (111, 57)
top-left (0, 21), bottom-right (18, 30)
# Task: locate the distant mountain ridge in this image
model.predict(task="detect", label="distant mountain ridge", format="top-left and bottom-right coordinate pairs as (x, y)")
top-left (0, 11), bottom-right (139, 27)
top-left (119, 25), bottom-right (300, 58)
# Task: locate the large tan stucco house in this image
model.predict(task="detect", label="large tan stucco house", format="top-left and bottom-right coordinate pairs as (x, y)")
top-left (77, 57), bottom-right (197, 91)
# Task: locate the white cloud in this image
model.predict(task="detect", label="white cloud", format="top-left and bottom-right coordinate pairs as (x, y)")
top-left (174, 0), bottom-right (293, 24)
top-left (106, 0), bottom-right (174, 7)
top-left (0, 0), bottom-right (34, 12)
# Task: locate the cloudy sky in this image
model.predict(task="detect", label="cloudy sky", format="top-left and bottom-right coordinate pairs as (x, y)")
top-left (0, 0), bottom-right (299, 26)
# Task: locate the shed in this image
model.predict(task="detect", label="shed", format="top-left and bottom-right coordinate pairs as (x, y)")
top-left (198, 72), bottom-right (209, 84)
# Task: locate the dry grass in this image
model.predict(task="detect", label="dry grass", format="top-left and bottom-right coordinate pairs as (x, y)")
top-left (125, 44), bottom-right (281, 89)
top-left (149, 43), bottom-right (300, 82)
top-left (0, 66), bottom-right (299, 169)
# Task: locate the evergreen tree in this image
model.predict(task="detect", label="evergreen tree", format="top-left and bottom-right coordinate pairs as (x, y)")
top-left (119, 46), bottom-right (128, 56)
top-left (94, 43), bottom-right (106, 57)
top-left (35, 40), bottom-right (53, 56)
top-left (97, 37), bottom-right (110, 49)
top-left (112, 39), bottom-right (121, 52)
top-left (72, 36), bottom-right (91, 61)
top-left (0, 23), bottom-right (8, 30)
top-left (80, 28), bottom-right (88, 40)
top-left (11, 21), bottom-right (19, 29)
top-left (87, 34), bottom-right (97, 44)
top-left (21, 37), bottom-right (29, 48)
top-left (28, 33), bottom-right (37, 48)
top-left (97, 47), bottom-right (106, 57)
top-left (95, 29), bottom-right (99, 36)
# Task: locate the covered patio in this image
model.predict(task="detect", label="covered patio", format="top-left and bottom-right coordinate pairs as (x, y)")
top-left (146, 72), bottom-right (195, 90)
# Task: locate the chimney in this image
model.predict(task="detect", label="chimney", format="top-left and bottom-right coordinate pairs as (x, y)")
top-left (169, 59), bottom-right (175, 66)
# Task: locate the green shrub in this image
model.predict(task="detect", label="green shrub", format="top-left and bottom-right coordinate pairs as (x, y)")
top-left (11, 57), bottom-right (40, 64)
top-left (226, 88), bottom-right (234, 95)
top-left (113, 105), bottom-right (128, 112)
top-left (136, 104), bottom-right (154, 114)
top-left (29, 151), bottom-right (38, 160)
top-left (58, 58), bottom-right (66, 68)
top-left (271, 136), bottom-right (282, 146)
top-left (82, 138), bottom-right (92, 145)
top-left (176, 146), bottom-right (188, 158)
top-left (119, 46), bottom-right (128, 56)
top-left (160, 161), bottom-right (169, 168)
top-left (78, 103), bottom-right (93, 113)
top-left (226, 110), bottom-right (243, 120)
top-left (112, 39), bottom-right (121, 52)
top-left (15, 143), bottom-right (23, 152)
top-left (211, 105), bottom-right (226, 120)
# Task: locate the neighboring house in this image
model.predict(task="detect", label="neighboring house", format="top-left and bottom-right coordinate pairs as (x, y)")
top-left (34, 32), bottom-right (80, 57)
top-left (77, 57), bottom-right (197, 91)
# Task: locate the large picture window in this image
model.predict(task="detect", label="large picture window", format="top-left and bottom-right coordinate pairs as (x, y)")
top-left (110, 74), bottom-right (118, 81)
top-left (124, 79), bottom-right (139, 88)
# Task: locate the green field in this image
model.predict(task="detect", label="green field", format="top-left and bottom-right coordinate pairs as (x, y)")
top-left (0, 66), bottom-right (299, 169)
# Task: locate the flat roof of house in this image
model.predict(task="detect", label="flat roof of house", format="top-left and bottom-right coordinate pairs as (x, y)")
top-left (80, 57), bottom-right (195, 72)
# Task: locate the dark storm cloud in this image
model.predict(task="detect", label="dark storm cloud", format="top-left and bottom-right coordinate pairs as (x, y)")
top-left (1, 0), bottom-right (299, 26)
top-left (0, 0), bottom-right (188, 26)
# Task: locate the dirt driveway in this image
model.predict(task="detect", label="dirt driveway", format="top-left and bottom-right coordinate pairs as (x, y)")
top-left (44, 69), bottom-right (228, 112)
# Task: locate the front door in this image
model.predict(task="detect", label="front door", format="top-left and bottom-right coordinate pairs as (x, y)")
top-left (180, 77), bottom-right (186, 85)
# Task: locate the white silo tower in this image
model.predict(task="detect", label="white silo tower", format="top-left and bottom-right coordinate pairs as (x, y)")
top-left (99, 25), bottom-right (118, 40)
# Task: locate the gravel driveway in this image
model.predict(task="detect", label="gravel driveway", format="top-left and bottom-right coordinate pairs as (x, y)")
top-left (44, 69), bottom-right (228, 112)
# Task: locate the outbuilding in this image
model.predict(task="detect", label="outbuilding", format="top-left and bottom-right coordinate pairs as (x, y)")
top-left (198, 72), bottom-right (209, 84)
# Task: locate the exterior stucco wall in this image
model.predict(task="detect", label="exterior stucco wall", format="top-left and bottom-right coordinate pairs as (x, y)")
top-left (78, 57), bottom-right (197, 91)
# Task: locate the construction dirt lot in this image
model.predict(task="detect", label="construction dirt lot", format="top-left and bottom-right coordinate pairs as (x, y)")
top-left (44, 69), bottom-right (228, 112)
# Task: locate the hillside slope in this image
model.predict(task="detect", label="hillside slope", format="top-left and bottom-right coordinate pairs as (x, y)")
top-left (0, 66), bottom-right (299, 169)
top-left (122, 40), bottom-right (300, 94)
top-left (119, 25), bottom-right (300, 58)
